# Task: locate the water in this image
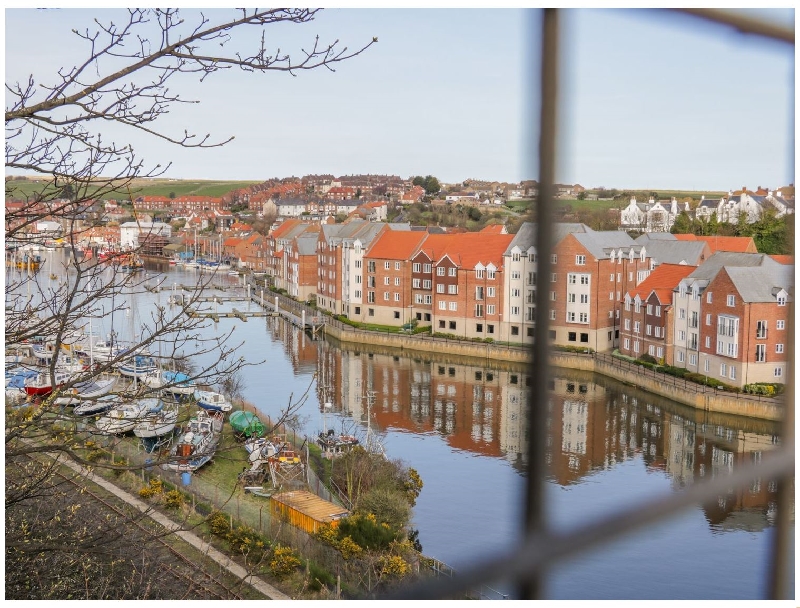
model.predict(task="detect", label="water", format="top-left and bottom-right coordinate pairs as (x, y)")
top-left (11, 256), bottom-right (794, 599)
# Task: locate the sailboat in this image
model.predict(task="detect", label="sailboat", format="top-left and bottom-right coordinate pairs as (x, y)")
top-left (164, 409), bottom-right (224, 472)
top-left (95, 397), bottom-right (162, 435)
top-left (132, 399), bottom-right (178, 440)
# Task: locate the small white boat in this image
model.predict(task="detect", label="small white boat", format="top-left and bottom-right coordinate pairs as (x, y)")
top-left (74, 394), bottom-right (118, 416)
top-left (194, 389), bottom-right (232, 413)
top-left (54, 376), bottom-right (118, 406)
top-left (117, 351), bottom-right (158, 379)
top-left (95, 397), bottom-right (161, 435)
top-left (143, 370), bottom-right (196, 396)
top-left (133, 401), bottom-right (178, 439)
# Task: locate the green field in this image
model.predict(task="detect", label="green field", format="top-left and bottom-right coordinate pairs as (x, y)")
top-left (5, 178), bottom-right (263, 201)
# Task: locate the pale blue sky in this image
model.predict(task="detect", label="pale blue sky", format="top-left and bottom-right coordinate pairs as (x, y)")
top-left (4, 8), bottom-right (795, 190)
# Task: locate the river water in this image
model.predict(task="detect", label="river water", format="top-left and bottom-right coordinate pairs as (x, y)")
top-left (12, 257), bottom-right (795, 599)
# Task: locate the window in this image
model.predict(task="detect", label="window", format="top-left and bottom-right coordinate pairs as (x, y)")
top-left (423, 279), bottom-right (432, 289)
top-left (437, 267), bottom-right (445, 276)
top-left (633, 321), bottom-right (640, 333)
top-left (475, 304), bottom-right (484, 317)
top-left (567, 312), bottom-right (576, 322)
top-left (707, 292), bottom-right (713, 303)
top-left (730, 367), bottom-right (736, 380)
top-left (646, 324), bottom-right (652, 336)
top-left (646, 304), bottom-right (653, 315)
top-left (449, 321), bottom-right (456, 330)
top-left (439, 320), bottom-right (445, 328)
top-left (448, 301), bottom-right (458, 311)
top-left (476, 286), bottom-right (484, 300)
top-left (368, 260), bottom-right (376, 273)
top-left (488, 287), bottom-right (495, 297)
top-left (624, 338), bottom-right (630, 350)
top-left (777, 320), bottom-right (785, 330)
top-left (776, 344), bottom-right (784, 353)
top-left (648, 345), bottom-right (655, 356)
top-left (706, 313), bottom-right (711, 326)
top-left (512, 288), bottom-right (521, 298)
top-left (512, 326), bottom-right (520, 336)
top-left (679, 308), bottom-right (686, 320)
top-left (368, 291), bottom-right (375, 303)
top-left (568, 332), bottom-right (577, 342)
top-left (568, 274), bottom-right (576, 284)
top-left (551, 273), bottom-right (557, 282)
top-left (476, 324), bottom-right (483, 333)
top-left (704, 359), bottom-right (710, 372)
top-left (551, 254), bottom-right (557, 264)
top-left (354, 306), bottom-right (361, 315)
top-left (384, 276), bottom-right (390, 285)
top-left (448, 268), bottom-right (457, 277)
top-left (511, 306), bottom-right (521, 316)
top-left (655, 306), bottom-right (661, 317)
top-left (424, 295), bottom-right (432, 305)
top-left (580, 294), bottom-right (589, 304)
top-left (368, 276), bottom-right (376, 288)
top-left (581, 275), bottom-right (589, 285)
top-left (549, 310), bottom-right (556, 321)
top-left (487, 325), bottom-right (494, 334)
top-left (633, 341), bottom-right (639, 353)
top-left (412, 278), bottom-right (421, 289)
top-left (610, 274), bottom-right (615, 282)
top-left (755, 344), bottom-right (766, 362)
top-left (448, 285), bottom-right (458, 294)
top-left (624, 319), bottom-right (631, 330)
top-left (423, 263), bottom-right (432, 273)
top-left (777, 294), bottom-right (786, 306)
top-left (705, 336), bottom-right (711, 348)
top-left (727, 295), bottom-right (735, 307)
top-left (413, 262), bottom-right (421, 272)
top-left (384, 291), bottom-right (390, 301)
top-left (569, 293), bottom-right (576, 303)
top-left (436, 284), bottom-right (445, 293)
top-left (774, 367), bottom-right (783, 377)
top-left (476, 268), bottom-right (484, 279)
top-left (394, 311), bottom-right (400, 319)
top-left (355, 259), bottom-right (362, 269)
top-left (384, 261), bottom-right (391, 270)
top-left (689, 353), bottom-right (696, 366)
top-left (678, 330), bottom-right (686, 341)
top-left (438, 301), bottom-right (446, 310)
top-left (756, 320), bottom-right (767, 339)
top-left (395, 277), bottom-right (401, 286)
top-left (487, 305), bottom-right (495, 315)
top-left (368, 308), bottom-right (374, 316)
top-left (580, 333), bottom-right (589, 343)
top-left (550, 292), bottom-right (556, 301)
top-left (576, 255), bottom-right (586, 265)
top-left (394, 293), bottom-right (401, 302)
top-left (395, 261), bottom-right (401, 271)
top-left (677, 350), bottom-right (684, 363)
top-left (415, 294), bottom-right (424, 304)
top-left (720, 363), bottom-right (727, 376)
top-left (355, 290), bottom-right (362, 299)
top-left (487, 269), bottom-right (495, 280)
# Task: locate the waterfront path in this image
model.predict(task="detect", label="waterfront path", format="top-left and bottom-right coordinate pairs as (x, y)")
top-left (60, 457), bottom-right (291, 601)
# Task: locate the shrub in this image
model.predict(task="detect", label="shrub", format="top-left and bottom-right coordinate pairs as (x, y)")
top-left (337, 514), bottom-right (397, 552)
top-left (163, 490), bottom-right (184, 510)
top-left (637, 353), bottom-right (658, 365)
top-left (227, 524), bottom-right (268, 561)
top-left (307, 561), bottom-right (336, 592)
top-left (379, 554), bottom-right (410, 578)
top-left (207, 510), bottom-right (231, 536)
top-left (269, 544), bottom-right (301, 578)
top-left (138, 478), bottom-right (164, 499)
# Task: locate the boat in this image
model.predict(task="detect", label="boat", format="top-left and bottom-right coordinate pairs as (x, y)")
top-left (316, 428), bottom-right (360, 459)
top-left (132, 400), bottom-right (178, 440)
top-left (229, 410), bottom-right (266, 439)
top-left (94, 397), bottom-right (162, 434)
top-left (53, 376), bottom-right (118, 406)
top-left (164, 410), bottom-right (224, 472)
top-left (143, 370), bottom-right (196, 397)
top-left (116, 350), bottom-right (158, 379)
top-left (5, 367), bottom-right (39, 404)
top-left (73, 394), bottom-right (119, 416)
top-left (193, 389), bottom-right (232, 413)
top-left (23, 369), bottom-right (74, 397)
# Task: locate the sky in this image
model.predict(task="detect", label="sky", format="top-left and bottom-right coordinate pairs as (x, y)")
top-left (3, 7), bottom-right (795, 191)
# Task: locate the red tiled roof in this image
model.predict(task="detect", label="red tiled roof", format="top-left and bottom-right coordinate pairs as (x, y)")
top-left (694, 235), bottom-right (756, 253)
top-left (628, 263), bottom-right (696, 304)
top-left (366, 230), bottom-right (429, 260)
top-left (480, 224), bottom-right (506, 234)
top-left (672, 234), bottom-right (697, 241)
top-left (770, 255), bottom-right (794, 265)
top-left (415, 232), bottom-right (513, 268)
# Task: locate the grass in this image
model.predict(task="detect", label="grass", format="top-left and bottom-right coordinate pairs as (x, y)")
top-left (5, 177), bottom-right (263, 201)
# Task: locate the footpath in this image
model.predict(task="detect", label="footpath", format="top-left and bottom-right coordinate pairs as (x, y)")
top-left (60, 457), bottom-right (291, 601)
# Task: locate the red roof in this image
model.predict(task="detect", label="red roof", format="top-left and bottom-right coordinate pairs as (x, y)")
top-left (694, 235), bottom-right (756, 253)
top-left (770, 255), bottom-right (794, 265)
top-left (628, 263), bottom-right (696, 304)
top-left (416, 232), bottom-right (513, 268)
top-left (366, 230), bottom-right (429, 260)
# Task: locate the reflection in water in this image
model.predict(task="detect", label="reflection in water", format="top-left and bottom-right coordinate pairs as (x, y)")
top-left (316, 338), bottom-right (786, 537)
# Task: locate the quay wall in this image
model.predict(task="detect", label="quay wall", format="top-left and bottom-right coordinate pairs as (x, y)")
top-left (253, 290), bottom-right (786, 422)
top-left (324, 321), bottom-right (784, 422)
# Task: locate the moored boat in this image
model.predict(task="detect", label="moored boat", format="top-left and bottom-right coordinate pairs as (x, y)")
top-left (54, 376), bottom-right (118, 406)
top-left (143, 370), bottom-right (196, 397)
top-left (133, 400), bottom-right (178, 440)
top-left (23, 369), bottom-right (73, 397)
top-left (229, 410), bottom-right (266, 439)
top-left (95, 397), bottom-right (161, 434)
top-left (164, 409), bottom-right (224, 472)
top-left (193, 389), bottom-right (232, 413)
top-left (117, 351), bottom-right (158, 379)
top-left (74, 394), bottom-right (118, 416)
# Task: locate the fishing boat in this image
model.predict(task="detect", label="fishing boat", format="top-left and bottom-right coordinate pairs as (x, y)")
top-left (229, 410), bottom-right (266, 439)
top-left (23, 369), bottom-right (74, 397)
top-left (164, 410), bottom-right (224, 473)
top-left (53, 376), bottom-right (118, 406)
top-left (193, 389), bottom-right (232, 413)
top-left (132, 400), bottom-right (178, 439)
top-left (73, 394), bottom-right (119, 416)
top-left (94, 397), bottom-right (162, 435)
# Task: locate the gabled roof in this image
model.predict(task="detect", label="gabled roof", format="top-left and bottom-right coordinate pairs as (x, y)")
top-left (294, 232), bottom-right (320, 255)
top-left (424, 232), bottom-right (514, 268)
top-left (365, 230), bottom-right (428, 260)
top-left (627, 263), bottom-right (695, 304)
top-left (504, 221), bottom-right (587, 254)
top-left (769, 254), bottom-right (794, 265)
top-left (694, 235), bottom-right (757, 253)
top-left (722, 265), bottom-right (794, 303)
top-left (686, 251), bottom-right (780, 282)
top-left (641, 240), bottom-right (708, 265)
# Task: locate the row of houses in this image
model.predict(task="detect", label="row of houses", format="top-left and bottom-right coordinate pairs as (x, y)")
top-left (250, 219), bottom-right (791, 389)
top-left (620, 188), bottom-right (794, 233)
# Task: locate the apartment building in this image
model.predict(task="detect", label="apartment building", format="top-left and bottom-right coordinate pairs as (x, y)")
top-left (671, 252), bottom-right (792, 387)
top-left (619, 263), bottom-right (696, 363)
top-left (285, 230), bottom-right (320, 302)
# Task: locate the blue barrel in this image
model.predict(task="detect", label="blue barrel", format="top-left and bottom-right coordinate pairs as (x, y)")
top-left (181, 472), bottom-right (192, 486)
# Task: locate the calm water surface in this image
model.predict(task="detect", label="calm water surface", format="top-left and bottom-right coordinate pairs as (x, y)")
top-left (20, 258), bottom-right (795, 599)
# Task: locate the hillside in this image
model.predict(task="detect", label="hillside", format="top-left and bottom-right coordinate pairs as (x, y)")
top-left (5, 177), bottom-right (262, 202)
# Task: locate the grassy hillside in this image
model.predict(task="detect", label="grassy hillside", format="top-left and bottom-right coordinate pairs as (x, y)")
top-left (5, 177), bottom-right (262, 201)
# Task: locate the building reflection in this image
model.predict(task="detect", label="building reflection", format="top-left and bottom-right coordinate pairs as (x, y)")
top-left (315, 337), bottom-right (785, 531)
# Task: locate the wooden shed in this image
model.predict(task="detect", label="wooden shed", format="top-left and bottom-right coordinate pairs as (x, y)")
top-left (270, 490), bottom-right (350, 535)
